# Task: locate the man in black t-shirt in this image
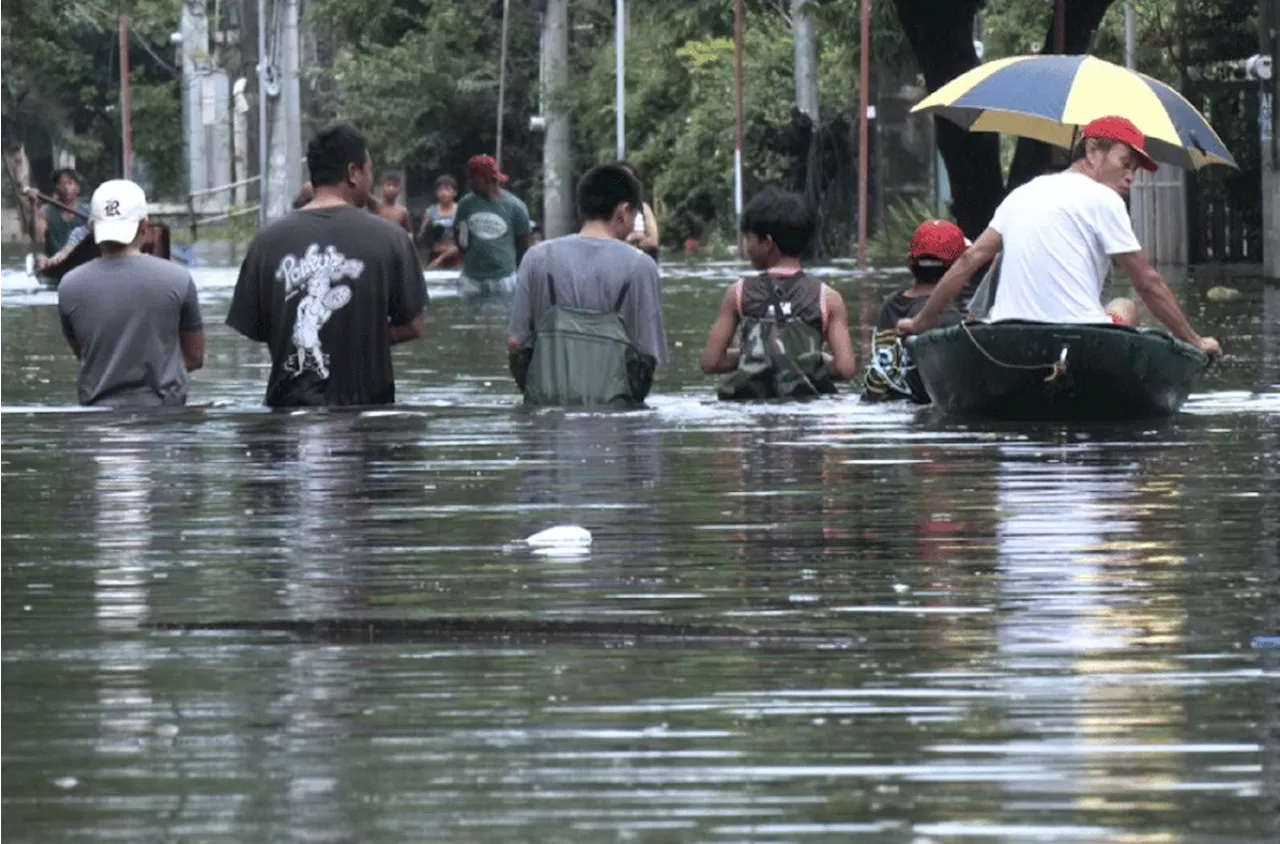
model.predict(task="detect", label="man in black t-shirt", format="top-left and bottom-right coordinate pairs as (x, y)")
top-left (227, 124), bottom-right (428, 407)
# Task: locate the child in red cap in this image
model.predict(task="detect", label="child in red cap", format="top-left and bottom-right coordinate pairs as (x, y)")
top-left (863, 220), bottom-right (968, 402)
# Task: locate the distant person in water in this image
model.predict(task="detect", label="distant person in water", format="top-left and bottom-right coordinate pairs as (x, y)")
top-left (455, 155), bottom-right (531, 297)
top-left (419, 174), bottom-right (460, 269)
top-left (701, 187), bottom-right (856, 400)
top-left (377, 172), bottom-right (413, 234)
top-left (227, 123), bottom-right (427, 408)
top-left (58, 180), bottom-right (204, 407)
top-left (617, 161), bottom-right (660, 262)
top-left (863, 220), bottom-right (967, 403)
top-left (26, 169), bottom-right (90, 257)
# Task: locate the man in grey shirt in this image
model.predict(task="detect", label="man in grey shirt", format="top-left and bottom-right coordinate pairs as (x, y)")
top-left (58, 180), bottom-right (205, 407)
top-left (506, 164), bottom-right (668, 367)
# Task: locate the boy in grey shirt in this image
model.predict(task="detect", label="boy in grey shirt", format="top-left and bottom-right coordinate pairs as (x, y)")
top-left (58, 180), bottom-right (204, 407)
top-left (506, 165), bottom-right (668, 368)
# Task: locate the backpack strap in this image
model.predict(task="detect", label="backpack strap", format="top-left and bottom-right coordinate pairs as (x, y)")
top-left (546, 272), bottom-right (558, 307)
top-left (613, 279), bottom-right (631, 312)
top-left (767, 280), bottom-right (791, 324)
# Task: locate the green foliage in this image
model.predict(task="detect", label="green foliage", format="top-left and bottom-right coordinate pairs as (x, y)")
top-left (867, 196), bottom-right (941, 267)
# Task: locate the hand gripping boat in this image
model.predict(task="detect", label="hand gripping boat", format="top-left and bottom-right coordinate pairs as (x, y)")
top-left (906, 321), bottom-right (1210, 421)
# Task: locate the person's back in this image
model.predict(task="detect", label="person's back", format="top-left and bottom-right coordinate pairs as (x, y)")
top-left (57, 181), bottom-right (203, 407)
top-left (507, 165), bottom-right (667, 407)
top-left (864, 220), bottom-right (967, 403)
top-left (987, 169), bottom-right (1139, 324)
top-left (701, 187), bottom-right (856, 400)
top-left (226, 124), bottom-right (427, 408)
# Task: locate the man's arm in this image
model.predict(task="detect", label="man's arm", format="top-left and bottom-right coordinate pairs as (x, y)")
top-left (823, 289), bottom-right (857, 380)
top-left (27, 195), bottom-right (48, 245)
top-left (225, 241), bottom-right (271, 342)
top-left (514, 234), bottom-right (531, 266)
top-left (1112, 251), bottom-right (1221, 357)
top-left (59, 309), bottom-right (80, 359)
top-left (395, 207), bottom-right (413, 235)
top-left (505, 248), bottom-right (541, 352)
top-left (179, 278), bottom-right (205, 370)
top-left (898, 227), bottom-right (1002, 335)
top-left (700, 285), bottom-right (742, 374)
top-left (389, 231), bottom-right (428, 345)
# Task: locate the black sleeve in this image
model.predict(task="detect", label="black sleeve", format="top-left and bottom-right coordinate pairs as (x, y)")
top-left (389, 230), bottom-right (428, 327)
top-left (874, 296), bottom-right (898, 332)
top-left (226, 238), bottom-right (270, 342)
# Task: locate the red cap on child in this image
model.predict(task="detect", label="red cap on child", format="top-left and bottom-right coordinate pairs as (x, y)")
top-left (908, 220), bottom-right (967, 267)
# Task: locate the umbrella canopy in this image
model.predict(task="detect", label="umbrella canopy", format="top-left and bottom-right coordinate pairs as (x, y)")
top-left (912, 54), bottom-right (1237, 171)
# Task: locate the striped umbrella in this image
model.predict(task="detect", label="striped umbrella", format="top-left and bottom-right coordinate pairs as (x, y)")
top-left (912, 54), bottom-right (1237, 171)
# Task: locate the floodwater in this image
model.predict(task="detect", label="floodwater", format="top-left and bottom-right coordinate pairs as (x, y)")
top-left (2, 250), bottom-right (1278, 842)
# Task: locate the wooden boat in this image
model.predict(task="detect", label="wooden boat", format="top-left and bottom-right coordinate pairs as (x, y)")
top-left (907, 320), bottom-right (1209, 421)
top-left (35, 222), bottom-right (173, 288)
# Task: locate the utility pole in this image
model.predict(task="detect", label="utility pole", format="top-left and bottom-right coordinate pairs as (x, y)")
top-left (232, 78), bottom-right (250, 206)
top-left (119, 15), bottom-right (133, 180)
top-left (1263, 0), bottom-right (1279, 279)
top-left (733, 0), bottom-right (744, 227)
top-left (792, 0), bottom-right (819, 121)
top-left (542, 0), bottom-right (573, 237)
top-left (266, 0), bottom-right (302, 221)
top-left (1124, 1), bottom-right (1135, 69)
top-left (856, 0), bottom-right (870, 267)
top-left (256, 0), bottom-right (268, 224)
top-left (180, 1), bottom-right (209, 210)
top-left (496, 0), bottom-right (511, 168)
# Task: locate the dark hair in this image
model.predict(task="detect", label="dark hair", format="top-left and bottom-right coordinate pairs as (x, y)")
top-left (306, 124), bottom-right (369, 188)
top-left (1070, 137), bottom-right (1115, 163)
top-left (51, 168), bottom-right (79, 186)
top-left (576, 165), bottom-right (643, 222)
top-left (381, 172), bottom-right (402, 185)
top-left (740, 187), bottom-right (815, 257)
top-left (616, 159), bottom-right (640, 179)
top-left (435, 174), bottom-right (457, 190)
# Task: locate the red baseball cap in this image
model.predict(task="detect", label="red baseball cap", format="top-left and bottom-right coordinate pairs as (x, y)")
top-left (1081, 116), bottom-right (1158, 172)
top-left (907, 220), bottom-right (967, 267)
top-left (467, 154), bottom-right (509, 183)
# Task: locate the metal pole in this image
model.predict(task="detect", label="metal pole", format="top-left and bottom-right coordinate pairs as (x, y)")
top-left (733, 0), bottom-right (744, 225)
top-left (119, 15), bottom-right (133, 180)
top-left (1124, 1), bottom-right (1135, 68)
top-left (497, 0), bottom-right (510, 168)
top-left (857, 0), bottom-right (870, 267)
top-left (1054, 0), bottom-right (1066, 54)
top-left (256, 0), bottom-right (268, 224)
top-left (615, 0), bottom-right (625, 160)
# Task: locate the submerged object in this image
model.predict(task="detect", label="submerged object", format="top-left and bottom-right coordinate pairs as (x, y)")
top-left (908, 321), bottom-right (1208, 421)
top-left (1205, 285), bottom-right (1240, 302)
top-left (525, 525), bottom-right (593, 548)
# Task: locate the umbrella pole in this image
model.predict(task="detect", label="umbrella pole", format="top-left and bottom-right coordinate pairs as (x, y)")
top-left (857, 0), bottom-right (870, 268)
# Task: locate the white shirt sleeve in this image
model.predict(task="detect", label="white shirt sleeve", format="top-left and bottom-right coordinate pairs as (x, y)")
top-left (1095, 189), bottom-right (1142, 256)
top-left (988, 189), bottom-right (1017, 235)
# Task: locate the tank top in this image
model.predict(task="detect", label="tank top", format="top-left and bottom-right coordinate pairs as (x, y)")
top-left (735, 270), bottom-right (828, 334)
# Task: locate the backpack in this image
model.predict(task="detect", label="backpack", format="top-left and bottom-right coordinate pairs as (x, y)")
top-left (863, 328), bottom-right (929, 403)
top-left (717, 277), bottom-right (836, 401)
top-left (509, 274), bottom-right (655, 408)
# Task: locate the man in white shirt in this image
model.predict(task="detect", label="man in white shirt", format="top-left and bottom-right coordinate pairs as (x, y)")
top-left (897, 115), bottom-right (1221, 359)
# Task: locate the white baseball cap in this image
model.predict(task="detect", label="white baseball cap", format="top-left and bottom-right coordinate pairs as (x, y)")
top-left (91, 179), bottom-right (148, 244)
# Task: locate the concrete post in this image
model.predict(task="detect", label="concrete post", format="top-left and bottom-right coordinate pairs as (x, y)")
top-left (181, 1), bottom-right (209, 211)
top-left (792, 0), bottom-right (819, 122)
top-left (542, 0), bottom-right (573, 237)
top-left (1263, 0), bottom-right (1279, 279)
top-left (265, 0), bottom-right (302, 221)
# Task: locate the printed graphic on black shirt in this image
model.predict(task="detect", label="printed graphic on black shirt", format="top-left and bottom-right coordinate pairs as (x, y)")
top-left (276, 244), bottom-right (364, 379)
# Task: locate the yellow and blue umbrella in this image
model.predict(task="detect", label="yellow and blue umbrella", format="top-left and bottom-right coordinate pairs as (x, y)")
top-left (912, 54), bottom-right (1237, 171)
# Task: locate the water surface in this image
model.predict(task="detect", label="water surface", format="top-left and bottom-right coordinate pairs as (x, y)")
top-left (3, 257), bottom-right (1278, 842)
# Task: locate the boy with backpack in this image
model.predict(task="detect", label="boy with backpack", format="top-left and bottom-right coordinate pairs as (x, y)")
top-left (506, 165), bottom-right (668, 408)
top-left (700, 187), bottom-right (857, 400)
top-left (863, 219), bottom-right (967, 403)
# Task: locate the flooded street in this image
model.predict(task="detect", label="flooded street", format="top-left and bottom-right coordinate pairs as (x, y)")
top-left (3, 258), bottom-right (1278, 841)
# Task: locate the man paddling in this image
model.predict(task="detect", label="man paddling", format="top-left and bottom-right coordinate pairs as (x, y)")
top-left (897, 116), bottom-right (1222, 360)
top-left (27, 169), bottom-right (90, 257)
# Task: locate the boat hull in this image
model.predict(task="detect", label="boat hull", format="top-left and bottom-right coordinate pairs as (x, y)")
top-left (907, 321), bottom-right (1208, 421)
